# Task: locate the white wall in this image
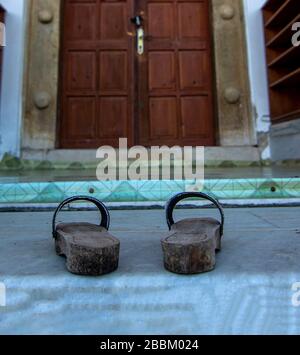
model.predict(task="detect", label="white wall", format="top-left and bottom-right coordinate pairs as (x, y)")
top-left (244, 0), bottom-right (271, 159)
top-left (0, 0), bottom-right (25, 159)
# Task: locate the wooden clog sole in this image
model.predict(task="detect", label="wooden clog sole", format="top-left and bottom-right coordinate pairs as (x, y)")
top-left (161, 217), bottom-right (221, 275)
top-left (55, 222), bottom-right (120, 276)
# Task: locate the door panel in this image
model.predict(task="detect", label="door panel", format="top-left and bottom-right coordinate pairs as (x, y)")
top-left (66, 97), bottom-right (96, 140)
top-left (99, 51), bottom-right (128, 92)
top-left (148, 52), bottom-right (176, 91)
top-left (149, 97), bottom-right (178, 139)
top-left (137, 0), bottom-right (214, 146)
top-left (60, 0), bottom-right (134, 148)
top-left (59, 0), bottom-right (214, 148)
top-left (98, 97), bottom-right (128, 138)
top-left (67, 51), bottom-right (97, 91)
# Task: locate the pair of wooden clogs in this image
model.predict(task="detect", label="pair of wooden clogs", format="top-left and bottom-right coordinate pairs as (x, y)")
top-left (52, 193), bottom-right (225, 276)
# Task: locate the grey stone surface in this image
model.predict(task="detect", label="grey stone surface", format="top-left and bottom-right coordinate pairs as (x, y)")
top-left (21, 147), bottom-right (260, 163)
top-left (271, 118), bottom-right (300, 161)
top-left (0, 207), bottom-right (300, 335)
top-left (1, 165), bottom-right (299, 184)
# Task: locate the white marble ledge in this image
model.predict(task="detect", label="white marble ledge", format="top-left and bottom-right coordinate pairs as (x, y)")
top-left (0, 208), bottom-right (300, 335)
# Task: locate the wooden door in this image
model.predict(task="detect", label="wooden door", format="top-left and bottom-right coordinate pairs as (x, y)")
top-left (59, 0), bottom-right (135, 148)
top-left (59, 0), bottom-right (214, 148)
top-left (136, 0), bottom-right (214, 146)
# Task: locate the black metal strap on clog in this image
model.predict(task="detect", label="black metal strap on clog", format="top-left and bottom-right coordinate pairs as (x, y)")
top-left (52, 196), bottom-right (110, 238)
top-left (166, 192), bottom-right (225, 236)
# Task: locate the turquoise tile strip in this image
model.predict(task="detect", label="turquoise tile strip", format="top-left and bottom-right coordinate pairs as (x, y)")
top-left (0, 178), bottom-right (300, 204)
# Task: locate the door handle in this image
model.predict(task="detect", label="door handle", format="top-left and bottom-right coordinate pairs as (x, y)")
top-left (130, 15), bottom-right (144, 55)
top-left (137, 27), bottom-right (144, 55)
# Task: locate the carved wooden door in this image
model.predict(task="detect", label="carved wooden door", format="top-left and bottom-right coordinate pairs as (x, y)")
top-left (59, 0), bottom-right (214, 148)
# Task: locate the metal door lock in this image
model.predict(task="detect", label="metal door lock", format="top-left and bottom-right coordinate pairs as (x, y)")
top-left (131, 16), bottom-right (143, 28)
top-left (137, 28), bottom-right (144, 55)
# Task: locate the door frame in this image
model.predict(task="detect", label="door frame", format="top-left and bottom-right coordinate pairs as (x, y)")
top-left (22, 0), bottom-right (255, 154)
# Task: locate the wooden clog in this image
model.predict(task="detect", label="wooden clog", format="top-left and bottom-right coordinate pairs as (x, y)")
top-left (52, 196), bottom-right (120, 276)
top-left (162, 192), bottom-right (225, 275)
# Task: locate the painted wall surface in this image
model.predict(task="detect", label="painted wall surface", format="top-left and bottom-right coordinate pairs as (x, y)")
top-left (0, 0), bottom-right (25, 159)
top-left (244, 0), bottom-right (271, 160)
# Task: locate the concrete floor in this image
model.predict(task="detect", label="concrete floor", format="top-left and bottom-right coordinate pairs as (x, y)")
top-left (0, 207), bottom-right (300, 335)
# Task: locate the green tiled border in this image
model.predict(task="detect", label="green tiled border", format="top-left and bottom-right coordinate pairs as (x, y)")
top-left (0, 178), bottom-right (299, 204)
